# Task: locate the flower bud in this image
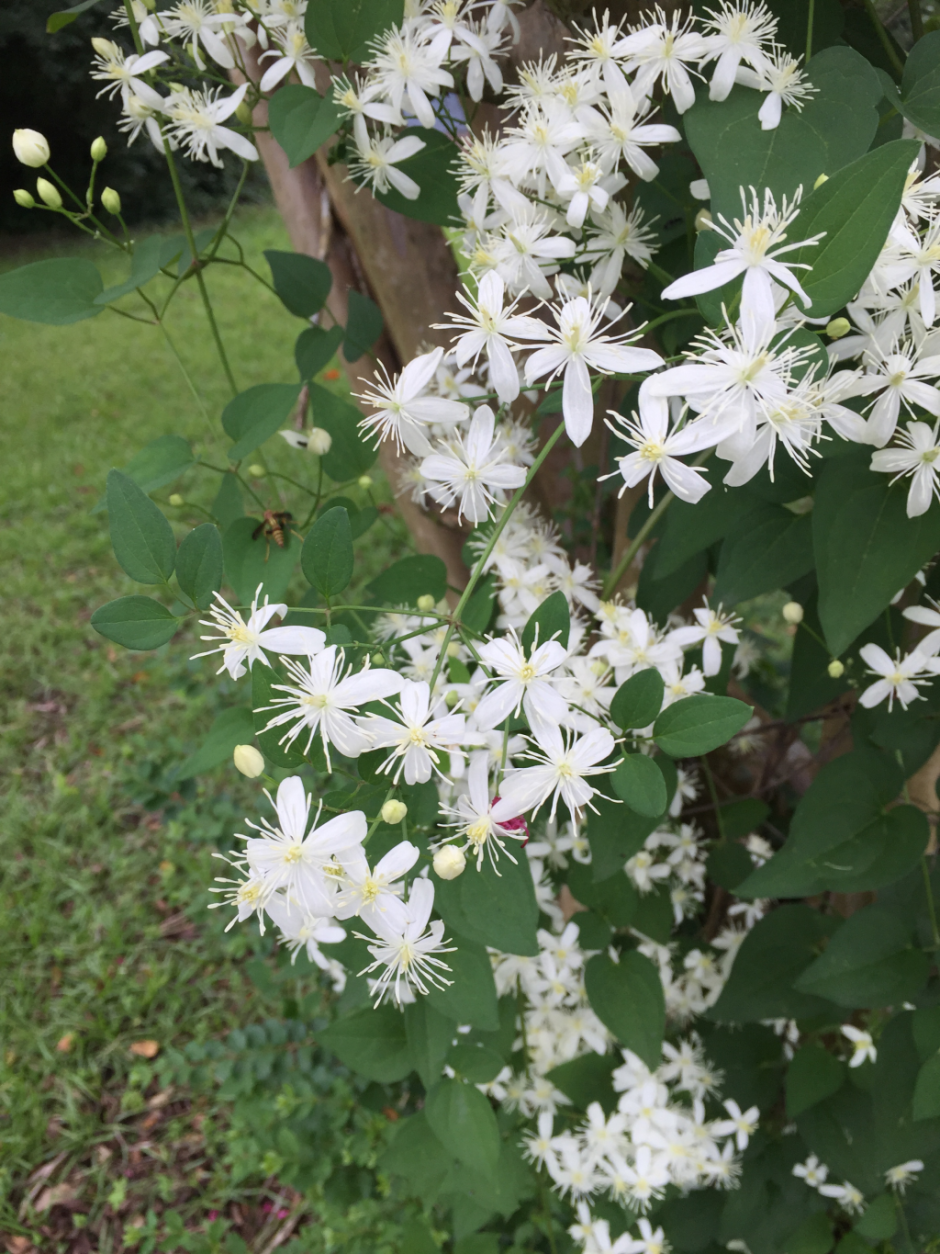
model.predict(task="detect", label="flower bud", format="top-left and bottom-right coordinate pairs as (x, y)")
top-left (416, 594), bottom-right (435, 612)
top-left (826, 317), bottom-right (851, 341)
top-left (235, 101), bottom-right (253, 126)
top-left (168, 493), bottom-right (184, 507)
top-left (90, 136), bottom-right (108, 162)
top-left (446, 641), bottom-right (461, 657)
top-left (357, 474), bottom-right (373, 489)
top-left (694, 208), bottom-right (712, 232)
top-left (36, 178), bottom-right (62, 209)
top-left (248, 464), bottom-right (265, 477)
top-left (91, 36), bottom-right (115, 57)
top-left (433, 845), bottom-right (466, 880)
top-left (381, 799), bottom-right (408, 825)
top-left (101, 186), bottom-right (122, 215)
top-left (13, 128), bottom-right (50, 168)
top-left (444, 689), bottom-right (460, 708)
top-left (371, 651), bottom-right (386, 666)
top-left (828, 659), bottom-right (845, 679)
top-left (782, 601), bottom-right (804, 625)
top-left (813, 172), bottom-right (829, 190)
top-left (306, 426), bottom-right (332, 455)
top-left (13, 189), bottom-right (35, 208)
top-left (233, 744), bottom-right (264, 778)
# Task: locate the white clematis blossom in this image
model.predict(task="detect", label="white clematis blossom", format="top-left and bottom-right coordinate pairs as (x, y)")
top-left (193, 584), bottom-right (325, 680)
top-left (420, 404), bottom-right (527, 523)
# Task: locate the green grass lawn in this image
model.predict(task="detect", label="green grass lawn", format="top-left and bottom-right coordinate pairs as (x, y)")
top-left (0, 203), bottom-right (405, 1251)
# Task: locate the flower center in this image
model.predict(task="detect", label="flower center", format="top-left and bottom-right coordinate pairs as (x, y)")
top-left (467, 818), bottom-right (490, 846)
top-left (518, 662), bottom-right (537, 682)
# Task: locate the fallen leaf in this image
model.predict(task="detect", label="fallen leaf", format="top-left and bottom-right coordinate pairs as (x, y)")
top-left (56, 1033), bottom-right (75, 1054)
top-left (4, 1237), bottom-right (34, 1254)
top-left (130, 1040), bottom-right (160, 1059)
top-left (146, 1086), bottom-right (174, 1110)
top-left (35, 1183), bottom-right (78, 1212)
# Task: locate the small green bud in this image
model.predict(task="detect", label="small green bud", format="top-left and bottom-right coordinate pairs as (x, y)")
top-left (13, 188), bottom-right (35, 208)
top-left (813, 172), bottom-right (829, 190)
top-left (357, 474), bottom-right (373, 489)
top-left (90, 136), bottom-right (108, 162)
top-left (168, 493), bottom-right (184, 507)
top-left (444, 689), bottom-right (460, 709)
top-left (381, 799), bottom-right (408, 825)
top-left (782, 601), bottom-right (803, 625)
top-left (36, 177), bottom-right (62, 209)
top-left (826, 317), bottom-right (851, 341)
top-left (694, 208), bottom-right (713, 232)
top-left (828, 659), bottom-right (845, 679)
top-left (235, 101), bottom-right (253, 126)
top-left (446, 641), bottom-right (461, 657)
top-left (101, 186), bottom-right (122, 215)
top-left (370, 651), bottom-right (386, 666)
top-left (248, 464), bottom-right (265, 478)
top-left (416, 594), bottom-right (435, 612)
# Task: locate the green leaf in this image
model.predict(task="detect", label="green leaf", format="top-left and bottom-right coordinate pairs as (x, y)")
top-left (521, 590), bottom-right (570, 655)
top-left (706, 841), bottom-right (755, 891)
top-left (92, 435), bottom-right (194, 512)
top-left (462, 575), bottom-right (497, 635)
top-left (426, 936), bottom-right (499, 1030)
top-left (790, 140), bottom-right (921, 317)
top-left (854, 1194), bottom-right (898, 1241)
top-left (612, 754), bottom-right (667, 818)
top-left (319, 1004), bottom-right (414, 1082)
top-left (91, 596), bottom-right (180, 651)
top-left (264, 249), bottom-right (332, 319)
top-left (175, 524), bottom-right (223, 610)
top-left (106, 469), bottom-right (176, 584)
top-left (899, 30), bottom-right (940, 136)
top-left (95, 235), bottom-right (167, 305)
top-left (434, 852), bottom-right (540, 957)
top-left (546, 1053), bottom-right (620, 1115)
top-left (567, 861), bottom-right (639, 929)
top-left (305, 0), bottom-right (403, 61)
top-left (585, 787), bottom-right (657, 882)
top-left (222, 384), bottom-right (303, 463)
top-left (794, 906), bottom-right (930, 1008)
top-left (786, 1044), bottom-right (846, 1117)
top-left (912, 1051), bottom-right (940, 1121)
top-left (211, 472), bottom-right (244, 531)
top-left (47, 0), bottom-right (105, 33)
top-left (0, 258), bottom-right (104, 325)
top-left (178, 706), bottom-right (255, 779)
top-left (319, 496), bottom-right (377, 539)
top-left (713, 506), bottom-right (815, 605)
top-left (424, 1080), bottom-right (500, 1181)
top-left (308, 383), bottom-right (377, 480)
top-left (252, 667), bottom-right (305, 769)
top-left (781, 1213), bottom-right (835, 1254)
top-left (343, 290), bottom-right (383, 362)
top-left (404, 998), bottom-right (454, 1091)
top-left (709, 905), bottom-right (840, 1023)
top-left (267, 84), bottom-right (342, 168)
top-left (379, 1112), bottom-right (454, 1198)
top-left (295, 325), bottom-right (344, 379)
top-left (448, 1042), bottom-right (506, 1084)
top-left (372, 129), bottom-right (461, 226)
top-left (813, 449), bottom-right (940, 655)
top-left (655, 486), bottom-right (744, 576)
top-left (223, 516), bottom-right (300, 605)
top-left (652, 694), bottom-right (752, 757)
top-left (610, 668), bottom-right (665, 730)
top-left (584, 951), bottom-right (665, 1069)
top-left (301, 506), bottom-right (353, 599)
top-left (368, 554), bottom-right (448, 606)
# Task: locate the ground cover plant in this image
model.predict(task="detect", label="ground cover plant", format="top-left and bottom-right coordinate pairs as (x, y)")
top-left (5, 1), bottom-right (940, 1253)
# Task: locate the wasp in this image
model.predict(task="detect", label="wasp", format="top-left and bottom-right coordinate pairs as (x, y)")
top-left (252, 510), bottom-right (300, 561)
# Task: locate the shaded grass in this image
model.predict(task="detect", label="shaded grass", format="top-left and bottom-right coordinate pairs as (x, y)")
top-left (0, 204), bottom-right (405, 1245)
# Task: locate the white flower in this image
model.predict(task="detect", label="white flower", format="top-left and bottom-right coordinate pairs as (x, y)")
top-left (259, 21), bottom-right (319, 91)
top-left (164, 83), bottom-right (260, 167)
top-left (583, 202), bottom-right (659, 297)
top-left (871, 420), bottom-right (940, 517)
top-left (662, 187), bottom-right (822, 326)
top-left (260, 646), bottom-right (403, 768)
top-left (553, 152), bottom-right (611, 229)
top-left (90, 38), bottom-right (168, 109)
top-left (475, 627), bottom-right (569, 731)
top-left (497, 723), bottom-right (616, 821)
top-left (841, 1023), bottom-right (877, 1066)
top-left (670, 602), bottom-right (741, 676)
top-left (449, 22), bottom-right (505, 102)
top-left (792, 1154), bottom-right (829, 1188)
top-left (857, 644), bottom-right (937, 711)
top-left (357, 346), bottom-right (469, 456)
top-left (193, 583), bottom-right (325, 680)
top-left (625, 8), bottom-right (708, 114)
top-left (847, 342), bottom-right (940, 447)
top-left (420, 405), bottom-right (527, 523)
top-left (334, 840), bottom-right (420, 931)
top-left (818, 1180), bottom-right (865, 1215)
top-left (264, 893), bottom-right (346, 968)
top-left (619, 1217), bottom-right (669, 1254)
top-left (349, 119), bottom-right (427, 200)
top-left (885, 1159), bottom-right (923, 1193)
top-left (523, 1110), bottom-right (560, 1173)
top-left (524, 294), bottom-right (664, 448)
top-left (886, 220), bottom-right (940, 327)
top-left (362, 679), bottom-right (471, 784)
top-left (369, 27), bottom-right (454, 130)
top-left (903, 596), bottom-right (940, 655)
top-left (161, 0), bottom-right (238, 69)
top-left (712, 1098), bottom-right (759, 1150)
top-left (333, 75), bottom-right (400, 127)
top-left (487, 206), bottom-right (578, 300)
top-left (439, 271), bottom-right (546, 405)
top-left (701, 1), bottom-right (777, 102)
top-left (604, 386), bottom-right (717, 505)
top-left (576, 93), bottom-right (681, 182)
top-left (360, 876), bottom-right (454, 1004)
top-left (737, 48), bottom-right (817, 130)
top-left (439, 752), bottom-right (529, 871)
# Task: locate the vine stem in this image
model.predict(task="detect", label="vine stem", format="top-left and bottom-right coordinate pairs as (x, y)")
top-left (909, 0), bottom-right (924, 43)
top-left (861, 0), bottom-right (906, 76)
top-left (602, 489), bottom-right (674, 600)
top-left (427, 422), bottom-right (566, 692)
top-left (806, 0), bottom-right (815, 60)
